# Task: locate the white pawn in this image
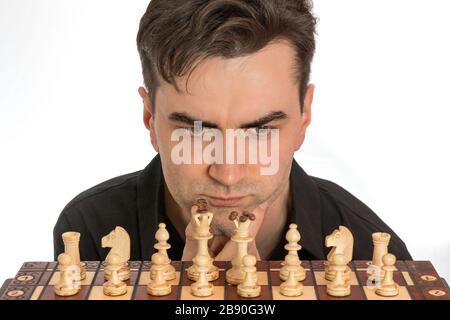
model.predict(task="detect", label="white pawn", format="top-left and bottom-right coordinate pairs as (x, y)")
top-left (237, 255), bottom-right (260, 298)
top-left (280, 224), bottom-right (306, 281)
top-left (326, 254), bottom-right (351, 297)
top-left (376, 253), bottom-right (399, 297)
top-left (191, 255), bottom-right (214, 297)
top-left (280, 255), bottom-right (303, 297)
top-left (54, 253), bottom-right (81, 296)
top-left (148, 252), bottom-right (172, 296)
top-left (103, 253), bottom-right (127, 296)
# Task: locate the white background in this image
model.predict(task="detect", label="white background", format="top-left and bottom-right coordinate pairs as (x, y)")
top-left (1, 0), bottom-right (449, 283)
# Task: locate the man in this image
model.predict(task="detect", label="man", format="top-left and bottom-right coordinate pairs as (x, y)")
top-left (54, 0), bottom-right (411, 262)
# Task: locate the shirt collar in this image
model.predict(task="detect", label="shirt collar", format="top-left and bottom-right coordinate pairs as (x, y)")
top-left (136, 155), bottom-right (325, 260)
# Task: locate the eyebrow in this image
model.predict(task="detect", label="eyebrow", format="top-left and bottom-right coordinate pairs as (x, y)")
top-left (240, 111), bottom-right (288, 129)
top-left (168, 111), bottom-right (288, 129)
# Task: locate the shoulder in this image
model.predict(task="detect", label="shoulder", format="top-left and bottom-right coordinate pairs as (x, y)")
top-left (54, 170), bottom-right (142, 233)
top-left (53, 171), bottom-right (142, 260)
top-left (63, 171), bottom-right (141, 212)
top-left (312, 177), bottom-right (378, 221)
top-left (310, 176), bottom-right (412, 260)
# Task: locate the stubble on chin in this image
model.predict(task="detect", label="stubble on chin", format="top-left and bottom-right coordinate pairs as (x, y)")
top-left (209, 220), bottom-right (236, 237)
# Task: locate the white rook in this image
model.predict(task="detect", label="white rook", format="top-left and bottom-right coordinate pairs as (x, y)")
top-left (62, 231), bottom-right (86, 280)
top-left (371, 233), bottom-right (391, 266)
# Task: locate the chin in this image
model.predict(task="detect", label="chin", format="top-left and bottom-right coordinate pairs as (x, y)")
top-left (210, 221), bottom-right (235, 237)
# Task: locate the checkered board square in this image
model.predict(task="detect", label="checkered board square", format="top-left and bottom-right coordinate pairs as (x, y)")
top-left (1, 260), bottom-right (448, 300)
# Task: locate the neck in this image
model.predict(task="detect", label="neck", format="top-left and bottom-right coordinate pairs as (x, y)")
top-left (164, 183), bottom-right (189, 241)
top-left (255, 180), bottom-right (291, 259)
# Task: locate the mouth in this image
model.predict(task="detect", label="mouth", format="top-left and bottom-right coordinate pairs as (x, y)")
top-left (203, 195), bottom-right (248, 207)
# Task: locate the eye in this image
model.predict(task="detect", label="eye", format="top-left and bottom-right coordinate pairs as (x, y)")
top-left (258, 125), bottom-right (276, 131)
top-left (250, 125), bottom-right (277, 138)
top-left (180, 126), bottom-right (218, 137)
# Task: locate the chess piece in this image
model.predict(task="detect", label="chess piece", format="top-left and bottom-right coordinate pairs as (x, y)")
top-left (195, 199), bottom-right (211, 236)
top-left (150, 223), bottom-right (176, 281)
top-left (326, 253), bottom-right (351, 297)
top-left (103, 253), bottom-right (127, 296)
top-left (237, 255), bottom-right (260, 298)
top-left (148, 252), bottom-right (172, 296)
top-left (62, 231), bottom-right (86, 280)
top-left (196, 198), bottom-right (208, 212)
top-left (54, 253), bottom-right (81, 296)
top-left (191, 255), bottom-right (214, 297)
top-left (368, 232), bottom-right (391, 278)
top-left (102, 226), bottom-right (131, 281)
top-left (280, 254), bottom-right (303, 297)
top-left (280, 224), bottom-right (306, 281)
top-left (325, 226), bottom-right (353, 281)
top-left (226, 211), bottom-right (255, 285)
top-left (375, 253), bottom-right (399, 297)
top-left (187, 200), bottom-right (219, 282)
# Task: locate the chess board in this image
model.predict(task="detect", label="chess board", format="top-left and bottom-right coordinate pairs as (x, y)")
top-left (1, 260), bottom-right (449, 300)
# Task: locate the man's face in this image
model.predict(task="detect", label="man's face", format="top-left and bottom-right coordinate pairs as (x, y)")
top-left (143, 40), bottom-right (313, 236)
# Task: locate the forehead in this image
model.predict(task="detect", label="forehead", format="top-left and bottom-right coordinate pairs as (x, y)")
top-left (157, 40), bottom-right (300, 126)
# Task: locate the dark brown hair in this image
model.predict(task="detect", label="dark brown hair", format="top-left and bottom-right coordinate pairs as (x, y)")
top-left (137, 0), bottom-right (317, 113)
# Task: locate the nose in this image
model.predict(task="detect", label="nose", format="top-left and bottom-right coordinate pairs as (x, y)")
top-left (208, 164), bottom-right (245, 187)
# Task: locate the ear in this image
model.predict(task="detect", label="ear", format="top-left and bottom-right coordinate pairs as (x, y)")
top-left (294, 84), bottom-right (314, 151)
top-left (139, 87), bottom-right (159, 153)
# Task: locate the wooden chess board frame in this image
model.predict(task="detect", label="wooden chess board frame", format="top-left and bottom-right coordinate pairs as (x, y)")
top-left (1, 260), bottom-right (449, 300)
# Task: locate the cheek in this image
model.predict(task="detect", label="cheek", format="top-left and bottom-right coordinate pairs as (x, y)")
top-left (279, 139), bottom-right (295, 168)
top-left (160, 156), bottom-right (210, 194)
top-left (280, 126), bottom-right (301, 152)
top-left (254, 132), bottom-right (294, 185)
top-left (153, 122), bottom-right (172, 153)
top-left (248, 149), bottom-right (291, 182)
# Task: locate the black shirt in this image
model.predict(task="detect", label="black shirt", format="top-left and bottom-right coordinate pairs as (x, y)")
top-left (53, 154), bottom-right (412, 261)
